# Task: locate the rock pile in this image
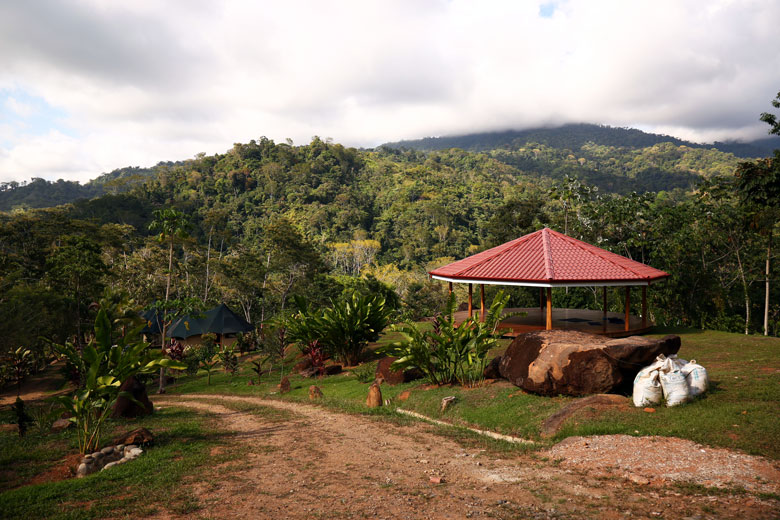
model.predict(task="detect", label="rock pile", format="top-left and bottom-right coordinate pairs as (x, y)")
top-left (76, 444), bottom-right (144, 477)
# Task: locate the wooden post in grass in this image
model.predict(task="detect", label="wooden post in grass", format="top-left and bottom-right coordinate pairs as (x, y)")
top-left (624, 286), bottom-right (631, 332)
top-left (468, 283), bottom-right (473, 318)
top-left (546, 287), bottom-right (552, 330)
top-left (480, 284), bottom-right (485, 322)
top-left (642, 286), bottom-right (647, 328)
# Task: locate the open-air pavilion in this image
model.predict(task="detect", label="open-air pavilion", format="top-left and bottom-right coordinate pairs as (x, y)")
top-left (428, 228), bottom-right (669, 337)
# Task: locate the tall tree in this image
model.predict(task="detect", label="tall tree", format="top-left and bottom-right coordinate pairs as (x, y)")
top-left (736, 92), bottom-right (780, 335)
top-left (148, 208), bottom-right (190, 392)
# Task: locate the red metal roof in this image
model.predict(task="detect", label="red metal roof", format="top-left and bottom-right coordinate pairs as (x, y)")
top-left (428, 228), bottom-right (669, 286)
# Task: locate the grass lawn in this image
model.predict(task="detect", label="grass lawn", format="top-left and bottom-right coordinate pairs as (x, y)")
top-left (168, 326), bottom-right (780, 459)
top-left (0, 404), bottom-right (250, 519)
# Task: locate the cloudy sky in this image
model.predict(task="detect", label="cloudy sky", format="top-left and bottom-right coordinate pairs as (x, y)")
top-left (1, 0), bottom-right (779, 183)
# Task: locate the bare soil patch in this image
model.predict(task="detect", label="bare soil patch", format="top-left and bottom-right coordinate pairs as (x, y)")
top-left (0, 362), bottom-right (73, 408)
top-left (152, 393), bottom-right (779, 519)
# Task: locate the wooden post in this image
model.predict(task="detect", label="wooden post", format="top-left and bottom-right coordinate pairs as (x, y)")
top-left (480, 284), bottom-right (485, 322)
top-left (468, 283), bottom-right (473, 318)
top-left (602, 286), bottom-right (608, 332)
top-left (539, 287), bottom-right (544, 323)
top-left (546, 287), bottom-right (552, 330)
top-left (642, 286), bottom-right (647, 328)
top-left (448, 282), bottom-right (453, 295)
top-left (624, 286), bottom-right (630, 332)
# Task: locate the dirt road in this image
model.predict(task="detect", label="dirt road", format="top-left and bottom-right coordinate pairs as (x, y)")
top-left (153, 394), bottom-right (779, 519)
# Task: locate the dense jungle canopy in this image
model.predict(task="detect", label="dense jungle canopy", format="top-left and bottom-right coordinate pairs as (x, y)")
top-left (1, 124), bottom-right (778, 365)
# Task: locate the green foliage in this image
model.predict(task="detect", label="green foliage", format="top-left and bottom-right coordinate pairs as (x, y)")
top-left (197, 355), bottom-right (220, 385)
top-left (382, 291), bottom-right (510, 386)
top-left (52, 308), bottom-right (184, 453)
top-left (351, 362), bottom-right (377, 384)
top-left (217, 345), bottom-right (239, 375)
top-left (287, 291), bottom-right (392, 366)
top-left (6, 347), bottom-right (32, 391)
top-left (248, 357), bottom-right (268, 384)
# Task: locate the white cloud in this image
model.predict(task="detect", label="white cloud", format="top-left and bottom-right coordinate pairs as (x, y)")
top-left (0, 0), bottom-right (778, 182)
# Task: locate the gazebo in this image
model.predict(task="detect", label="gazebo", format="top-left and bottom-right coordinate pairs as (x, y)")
top-left (428, 228), bottom-right (669, 337)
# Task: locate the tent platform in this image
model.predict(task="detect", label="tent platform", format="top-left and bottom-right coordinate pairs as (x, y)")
top-left (454, 307), bottom-right (653, 338)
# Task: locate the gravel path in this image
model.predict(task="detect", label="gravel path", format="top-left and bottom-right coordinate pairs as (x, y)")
top-left (152, 393), bottom-right (779, 519)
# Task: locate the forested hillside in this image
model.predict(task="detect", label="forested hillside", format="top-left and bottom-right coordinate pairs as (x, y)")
top-left (0, 163), bottom-right (173, 212)
top-left (1, 132), bottom-right (777, 373)
top-left (384, 123), bottom-right (780, 158)
top-left (1, 124), bottom-right (771, 211)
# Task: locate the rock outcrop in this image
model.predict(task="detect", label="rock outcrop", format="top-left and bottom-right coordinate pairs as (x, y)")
top-left (498, 331), bottom-right (681, 396)
top-left (366, 382), bottom-right (382, 407)
top-left (111, 376), bottom-right (154, 418)
top-left (375, 357), bottom-right (423, 385)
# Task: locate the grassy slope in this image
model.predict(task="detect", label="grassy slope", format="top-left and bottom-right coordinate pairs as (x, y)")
top-left (0, 406), bottom-right (252, 519)
top-left (170, 326), bottom-right (780, 459)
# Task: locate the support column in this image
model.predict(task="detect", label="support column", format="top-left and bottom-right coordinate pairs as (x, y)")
top-left (480, 284), bottom-right (485, 322)
top-left (624, 286), bottom-right (631, 332)
top-left (642, 286), bottom-right (647, 328)
top-left (448, 282), bottom-right (453, 296)
top-left (540, 288), bottom-right (544, 325)
top-left (468, 283), bottom-right (473, 318)
top-left (603, 286), bottom-right (608, 333)
top-left (546, 287), bottom-right (552, 330)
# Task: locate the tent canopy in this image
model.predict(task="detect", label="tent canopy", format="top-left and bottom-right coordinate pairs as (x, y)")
top-left (429, 227), bottom-right (669, 288)
top-left (167, 303), bottom-right (252, 339)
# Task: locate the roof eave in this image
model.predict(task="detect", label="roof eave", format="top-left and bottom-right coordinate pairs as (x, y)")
top-left (429, 273), bottom-right (669, 287)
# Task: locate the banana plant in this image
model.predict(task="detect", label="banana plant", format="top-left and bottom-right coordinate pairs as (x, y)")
top-left (198, 355), bottom-right (221, 385)
top-left (52, 308), bottom-right (184, 453)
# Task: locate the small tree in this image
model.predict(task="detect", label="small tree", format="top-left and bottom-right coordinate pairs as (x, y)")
top-left (148, 208), bottom-right (190, 393)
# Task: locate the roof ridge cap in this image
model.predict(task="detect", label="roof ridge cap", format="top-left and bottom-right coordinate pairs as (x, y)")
top-left (451, 230), bottom-right (540, 277)
top-left (552, 230), bottom-right (647, 279)
top-left (541, 228), bottom-right (555, 280)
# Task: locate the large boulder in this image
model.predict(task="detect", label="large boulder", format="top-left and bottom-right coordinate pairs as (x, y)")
top-left (375, 357), bottom-right (423, 385)
top-left (498, 331), bottom-right (681, 396)
top-left (111, 376), bottom-right (153, 418)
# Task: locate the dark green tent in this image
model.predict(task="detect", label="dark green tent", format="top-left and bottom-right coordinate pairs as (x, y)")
top-left (167, 316), bottom-right (205, 339)
top-left (140, 308), bottom-right (163, 335)
top-left (201, 304), bottom-right (252, 335)
top-left (166, 304), bottom-right (251, 339)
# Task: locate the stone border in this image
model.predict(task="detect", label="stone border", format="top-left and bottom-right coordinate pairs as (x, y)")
top-left (76, 444), bottom-right (144, 477)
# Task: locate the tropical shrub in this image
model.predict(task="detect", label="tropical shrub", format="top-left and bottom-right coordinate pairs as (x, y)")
top-left (217, 345), bottom-right (239, 375)
top-left (287, 291), bottom-right (392, 366)
top-left (381, 291), bottom-right (510, 386)
top-left (352, 361), bottom-right (377, 383)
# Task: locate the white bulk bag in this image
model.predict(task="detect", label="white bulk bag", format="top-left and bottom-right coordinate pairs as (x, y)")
top-left (659, 369), bottom-right (691, 407)
top-left (632, 366), bottom-right (663, 407)
top-left (681, 359), bottom-right (709, 397)
top-left (661, 354), bottom-right (688, 373)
